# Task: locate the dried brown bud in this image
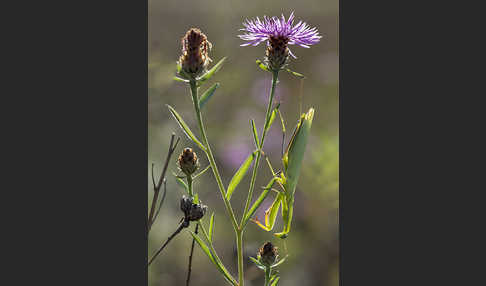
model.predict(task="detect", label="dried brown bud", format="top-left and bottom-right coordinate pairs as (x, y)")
top-left (178, 28), bottom-right (212, 78)
top-left (258, 241), bottom-right (278, 267)
top-left (180, 195), bottom-right (193, 215)
top-left (180, 195), bottom-right (207, 222)
top-left (178, 148), bottom-right (199, 176)
top-left (265, 36), bottom-right (290, 72)
top-left (187, 202), bottom-right (207, 221)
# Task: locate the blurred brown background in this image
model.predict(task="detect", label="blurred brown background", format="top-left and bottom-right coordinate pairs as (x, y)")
top-left (149, 1), bottom-right (338, 285)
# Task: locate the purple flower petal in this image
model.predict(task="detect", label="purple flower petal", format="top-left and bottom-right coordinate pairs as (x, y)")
top-left (238, 12), bottom-right (321, 56)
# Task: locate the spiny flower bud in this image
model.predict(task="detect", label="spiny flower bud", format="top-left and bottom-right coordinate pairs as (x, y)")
top-left (258, 241), bottom-right (278, 267)
top-left (265, 36), bottom-right (290, 72)
top-left (178, 28), bottom-right (212, 79)
top-left (180, 195), bottom-right (207, 222)
top-left (178, 148), bottom-right (199, 176)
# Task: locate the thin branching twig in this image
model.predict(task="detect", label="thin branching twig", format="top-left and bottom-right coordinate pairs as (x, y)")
top-left (152, 178), bottom-right (167, 223)
top-left (185, 223), bottom-right (199, 286)
top-left (148, 219), bottom-right (187, 266)
top-left (148, 134), bottom-right (180, 233)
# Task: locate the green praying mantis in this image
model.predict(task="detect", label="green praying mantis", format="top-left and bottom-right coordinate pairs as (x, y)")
top-left (243, 107), bottom-right (314, 239)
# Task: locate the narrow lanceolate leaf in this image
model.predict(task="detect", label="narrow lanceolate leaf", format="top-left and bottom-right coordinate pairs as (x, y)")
top-left (190, 231), bottom-right (216, 265)
top-left (175, 177), bottom-right (189, 193)
top-left (167, 105), bottom-right (206, 151)
top-left (193, 193), bottom-right (199, 204)
top-left (226, 151), bottom-right (257, 200)
top-left (250, 119), bottom-right (260, 149)
top-left (208, 213), bottom-right (215, 242)
top-left (192, 165), bottom-right (211, 180)
top-left (249, 256), bottom-right (266, 270)
top-left (199, 83), bottom-right (220, 109)
top-left (265, 103), bottom-right (280, 134)
top-left (278, 109), bottom-right (286, 133)
top-left (189, 232), bottom-right (237, 286)
top-left (243, 177), bottom-right (278, 226)
top-left (286, 68), bottom-right (305, 78)
top-left (173, 76), bottom-right (189, 83)
top-left (197, 57), bottom-right (226, 84)
top-left (270, 276), bottom-right (280, 286)
top-left (256, 59), bottom-right (270, 72)
top-left (270, 255), bottom-right (288, 268)
top-left (269, 273), bottom-right (278, 282)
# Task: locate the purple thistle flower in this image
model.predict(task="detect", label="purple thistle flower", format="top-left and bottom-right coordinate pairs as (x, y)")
top-left (238, 12), bottom-right (321, 59)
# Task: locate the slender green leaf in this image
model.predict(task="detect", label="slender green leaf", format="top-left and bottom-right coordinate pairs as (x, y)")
top-left (190, 231), bottom-right (238, 286)
top-left (192, 165), bottom-right (211, 180)
top-left (193, 193), bottom-right (199, 204)
top-left (208, 213), bottom-right (215, 242)
top-left (249, 256), bottom-right (266, 270)
top-left (250, 119), bottom-right (260, 149)
top-left (190, 231), bottom-right (217, 265)
top-left (278, 110), bottom-right (286, 133)
top-left (176, 177), bottom-right (188, 193)
top-left (199, 83), bottom-right (220, 109)
top-left (173, 76), bottom-right (189, 83)
top-left (226, 151), bottom-right (257, 200)
top-left (167, 105), bottom-right (206, 151)
top-left (270, 276), bottom-right (280, 286)
top-left (256, 59), bottom-right (270, 72)
top-left (271, 255), bottom-right (288, 268)
top-left (194, 223), bottom-right (238, 286)
top-left (197, 57), bottom-right (226, 84)
top-left (243, 177), bottom-right (277, 226)
top-left (286, 68), bottom-right (305, 78)
top-left (269, 273), bottom-right (278, 283)
top-left (265, 103), bottom-right (280, 134)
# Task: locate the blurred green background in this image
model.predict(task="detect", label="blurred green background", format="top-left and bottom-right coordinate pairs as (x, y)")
top-left (149, 1), bottom-right (338, 285)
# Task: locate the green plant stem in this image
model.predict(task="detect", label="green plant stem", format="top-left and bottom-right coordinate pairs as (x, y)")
top-left (236, 230), bottom-right (244, 286)
top-left (241, 71), bottom-right (279, 224)
top-left (189, 81), bottom-right (238, 230)
top-left (264, 267), bottom-right (271, 286)
top-left (187, 175), bottom-right (193, 197)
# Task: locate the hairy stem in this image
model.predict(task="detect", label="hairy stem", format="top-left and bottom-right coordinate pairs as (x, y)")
top-left (185, 224), bottom-right (199, 286)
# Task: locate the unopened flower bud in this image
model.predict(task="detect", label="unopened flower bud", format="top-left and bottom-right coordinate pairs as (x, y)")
top-left (178, 148), bottom-right (199, 176)
top-left (178, 28), bottom-right (212, 79)
top-left (265, 36), bottom-right (290, 72)
top-left (258, 241), bottom-right (278, 267)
